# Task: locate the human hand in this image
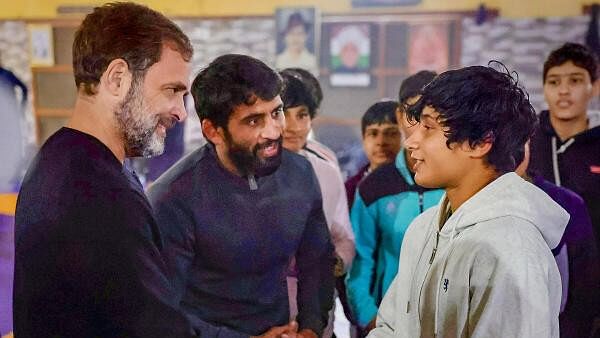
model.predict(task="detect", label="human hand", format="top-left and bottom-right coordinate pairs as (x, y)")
top-left (334, 254), bottom-right (344, 277)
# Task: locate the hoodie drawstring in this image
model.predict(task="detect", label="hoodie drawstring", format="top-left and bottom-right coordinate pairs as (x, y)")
top-left (551, 136), bottom-right (574, 187)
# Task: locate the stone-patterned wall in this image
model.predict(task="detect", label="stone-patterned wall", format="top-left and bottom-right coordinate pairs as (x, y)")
top-left (176, 18), bottom-right (275, 75)
top-left (0, 21), bottom-right (34, 149)
top-left (175, 18), bottom-right (276, 151)
top-left (461, 16), bottom-right (592, 113)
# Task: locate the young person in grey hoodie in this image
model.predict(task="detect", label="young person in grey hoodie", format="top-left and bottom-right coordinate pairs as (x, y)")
top-left (369, 62), bottom-right (570, 338)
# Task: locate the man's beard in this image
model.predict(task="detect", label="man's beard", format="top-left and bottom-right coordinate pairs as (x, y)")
top-left (224, 130), bottom-right (283, 177)
top-left (114, 77), bottom-right (173, 158)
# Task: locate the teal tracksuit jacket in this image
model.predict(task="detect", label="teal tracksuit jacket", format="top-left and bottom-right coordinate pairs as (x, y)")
top-left (346, 149), bottom-right (444, 326)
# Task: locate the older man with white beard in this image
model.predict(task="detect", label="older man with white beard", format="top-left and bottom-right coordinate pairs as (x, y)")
top-left (13, 3), bottom-right (202, 338)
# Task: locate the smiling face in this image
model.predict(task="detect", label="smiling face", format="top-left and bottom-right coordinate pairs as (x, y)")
top-left (115, 45), bottom-right (190, 158)
top-left (404, 106), bottom-right (474, 189)
top-left (283, 104), bottom-right (312, 152)
top-left (544, 60), bottom-right (596, 123)
top-left (219, 95), bottom-right (285, 176)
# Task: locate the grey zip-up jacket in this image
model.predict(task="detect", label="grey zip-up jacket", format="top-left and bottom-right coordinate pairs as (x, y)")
top-left (369, 173), bottom-right (569, 338)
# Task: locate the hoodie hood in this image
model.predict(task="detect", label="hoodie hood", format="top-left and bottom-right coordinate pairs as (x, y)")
top-left (539, 110), bottom-right (600, 144)
top-left (438, 172), bottom-right (569, 249)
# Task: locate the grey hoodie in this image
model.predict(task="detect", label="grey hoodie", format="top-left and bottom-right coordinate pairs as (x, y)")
top-left (369, 172), bottom-right (569, 338)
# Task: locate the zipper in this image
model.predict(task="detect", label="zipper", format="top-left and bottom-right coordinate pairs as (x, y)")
top-left (248, 174), bottom-right (258, 190)
top-left (429, 231), bottom-right (440, 264)
top-left (419, 191), bottom-right (424, 213)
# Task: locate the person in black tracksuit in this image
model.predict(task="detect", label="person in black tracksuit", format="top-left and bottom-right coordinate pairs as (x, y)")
top-left (147, 54), bottom-right (335, 338)
top-left (529, 42), bottom-right (600, 338)
top-left (529, 43), bottom-right (600, 254)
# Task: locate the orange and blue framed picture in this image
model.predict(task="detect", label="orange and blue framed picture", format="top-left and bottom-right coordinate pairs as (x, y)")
top-left (275, 7), bottom-right (319, 75)
top-left (328, 23), bottom-right (373, 87)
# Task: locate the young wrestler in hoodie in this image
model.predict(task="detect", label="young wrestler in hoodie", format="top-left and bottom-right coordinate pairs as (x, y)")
top-left (369, 62), bottom-right (569, 338)
top-left (529, 42), bottom-right (600, 253)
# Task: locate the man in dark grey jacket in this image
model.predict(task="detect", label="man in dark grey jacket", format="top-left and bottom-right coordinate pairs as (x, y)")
top-left (147, 54), bottom-right (335, 338)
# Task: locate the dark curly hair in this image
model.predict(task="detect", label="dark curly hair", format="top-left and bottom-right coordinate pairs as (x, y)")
top-left (543, 42), bottom-right (598, 82)
top-left (192, 54), bottom-right (283, 129)
top-left (407, 61), bottom-right (538, 173)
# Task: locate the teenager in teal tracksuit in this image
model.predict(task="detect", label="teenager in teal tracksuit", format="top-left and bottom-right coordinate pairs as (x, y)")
top-left (346, 148), bottom-right (444, 328)
top-left (346, 71), bottom-right (443, 332)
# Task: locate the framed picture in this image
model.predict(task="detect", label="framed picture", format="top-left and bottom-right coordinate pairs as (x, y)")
top-left (28, 24), bottom-right (54, 67)
top-left (275, 7), bottom-right (319, 75)
top-left (408, 23), bottom-right (449, 74)
top-left (328, 23), bottom-right (373, 87)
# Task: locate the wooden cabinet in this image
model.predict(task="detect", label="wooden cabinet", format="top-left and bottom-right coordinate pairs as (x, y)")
top-left (30, 21), bottom-right (79, 144)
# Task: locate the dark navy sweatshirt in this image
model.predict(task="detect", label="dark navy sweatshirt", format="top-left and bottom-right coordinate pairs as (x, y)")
top-left (147, 143), bottom-right (335, 337)
top-left (14, 127), bottom-right (198, 337)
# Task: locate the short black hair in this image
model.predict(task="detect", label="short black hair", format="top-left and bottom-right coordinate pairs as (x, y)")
top-left (192, 54), bottom-right (283, 129)
top-left (543, 42), bottom-right (598, 82)
top-left (398, 70), bottom-right (437, 105)
top-left (361, 100), bottom-right (398, 136)
top-left (281, 68), bottom-right (323, 106)
top-left (407, 61), bottom-right (537, 173)
top-left (280, 68), bottom-right (321, 118)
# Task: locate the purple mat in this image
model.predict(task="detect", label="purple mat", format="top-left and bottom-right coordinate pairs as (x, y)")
top-left (0, 213), bottom-right (14, 335)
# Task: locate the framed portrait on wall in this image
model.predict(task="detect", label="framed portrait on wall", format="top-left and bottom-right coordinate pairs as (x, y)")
top-left (275, 7), bottom-right (319, 75)
top-left (408, 23), bottom-right (449, 74)
top-left (328, 23), bottom-right (373, 87)
top-left (28, 24), bottom-right (55, 67)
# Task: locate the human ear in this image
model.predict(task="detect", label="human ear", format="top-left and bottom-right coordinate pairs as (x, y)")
top-left (101, 58), bottom-right (132, 99)
top-left (462, 136), bottom-right (493, 159)
top-left (466, 137), bottom-right (494, 158)
top-left (202, 119), bottom-right (225, 146)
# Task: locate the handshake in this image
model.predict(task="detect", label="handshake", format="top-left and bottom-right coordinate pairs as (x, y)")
top-left (251, 321), bottom-right (318, 338)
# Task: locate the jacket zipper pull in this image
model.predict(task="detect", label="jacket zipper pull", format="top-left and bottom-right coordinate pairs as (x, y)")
top-left (248, 174), bottom-right (258, 190)
top-left (429, 231), bottom-right (440, 264)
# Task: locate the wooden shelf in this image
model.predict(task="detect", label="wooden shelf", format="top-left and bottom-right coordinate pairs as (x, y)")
top-left (32, 65), bottom-right (73, 73)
